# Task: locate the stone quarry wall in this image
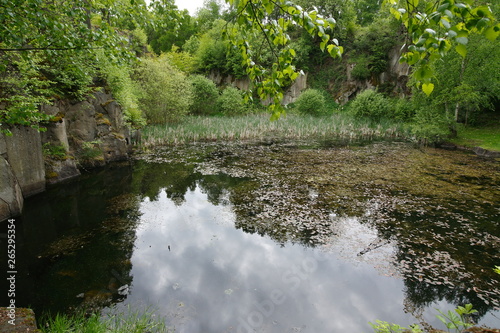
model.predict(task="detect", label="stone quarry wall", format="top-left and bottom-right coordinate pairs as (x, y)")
top-left (335, 45), bottom-right (411, 104)
top-left (0, 90), bottom-right (132, 222)
top-left (209, 71), bottom-right (309, 105)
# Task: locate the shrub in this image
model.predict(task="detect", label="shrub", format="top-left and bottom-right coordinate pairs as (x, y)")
top-left (411, 106), bottom-right (452, 144)
top-left (189, 75), bottom-right (219, 115)
top-left (217, 87), bottom-right (247, 116)
top-left (350, 57), bottom-right (371, 81)
top-left (133, 55), bottom-right (193, 124)
top-left (166, 46), bottom-right (197, 74)
top-left (348, 89), bottom-right (389, 121)
top-left (392, 98), bottom-right (416, 122)
top-left (294, 89), bottom-right (326, 116)
top-left (96, 51), bottom-right (145, 129)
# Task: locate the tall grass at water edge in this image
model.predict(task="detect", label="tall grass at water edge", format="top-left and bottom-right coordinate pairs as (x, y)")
top-left (141, 113), bottom-right (412, 147)
top-left (40, 307), bottom-right (170, 333)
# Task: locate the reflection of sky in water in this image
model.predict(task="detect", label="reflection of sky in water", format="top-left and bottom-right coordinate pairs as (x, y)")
top-left (111, 185), bottom-right (421, 332)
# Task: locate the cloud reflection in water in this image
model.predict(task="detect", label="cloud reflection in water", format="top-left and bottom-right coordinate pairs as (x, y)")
top-left (117, 185), bottom-right (416, 332)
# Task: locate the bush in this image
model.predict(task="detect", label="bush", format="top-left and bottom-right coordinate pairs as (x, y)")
top-left (133, 55), bottom-right (193, 124)
top-left (350, 57), bottom-right (371, 81)
top-left (189, 75), bottom-right (219, 115)
top-left (96, 51), bottom-right (145, 129)
top-left (294, 89), bottom-right (326, 116)
top-left (392, 98), bottom-right (416, 122)
top-left (348, 89), bottom-right (390, 121)
top-left (411, 106), bottom-right (452, 144)
top-left (217, 87), bottom-right (247, 115)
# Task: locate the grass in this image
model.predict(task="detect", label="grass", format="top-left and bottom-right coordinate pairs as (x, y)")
top-left (450, 125), bottom-right (500, 152)
top-left (141, 113), bottom-right (412, 147)
top-left (39, 307), bottom-right (170, 333)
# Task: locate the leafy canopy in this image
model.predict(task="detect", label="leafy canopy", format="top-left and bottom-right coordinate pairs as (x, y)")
top-left (223, 0), bottom-right (344, 119)
top-left (384, 0), bottom-right (500, 96)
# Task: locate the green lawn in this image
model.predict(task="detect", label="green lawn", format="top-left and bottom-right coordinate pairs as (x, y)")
top-left (451, 126), bottom-right (500, 152)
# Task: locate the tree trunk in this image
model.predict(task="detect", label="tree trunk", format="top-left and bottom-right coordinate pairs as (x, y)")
top-left (455, 58), bottom-right (466, 123)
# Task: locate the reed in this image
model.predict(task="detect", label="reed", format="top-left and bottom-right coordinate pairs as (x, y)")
top-left (141, 113), bottom-right (411, 147)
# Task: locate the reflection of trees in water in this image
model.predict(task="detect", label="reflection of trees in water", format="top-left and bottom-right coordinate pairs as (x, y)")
top-left (19, 164), bottom-right (139, 315)
top-left (172, 143), bottom-right (500, 322)
top-left (131, 161), bottom-right (198, 204)
top-left (361, 193), bottom-right (500, 321)
top-left (17, 143), bottom-right (499, 323)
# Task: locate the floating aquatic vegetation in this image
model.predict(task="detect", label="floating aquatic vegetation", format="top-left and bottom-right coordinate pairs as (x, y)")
top-left (141, 140), bottom-right (500, 312)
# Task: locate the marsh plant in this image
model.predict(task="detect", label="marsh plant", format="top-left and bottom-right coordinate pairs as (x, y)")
top-left (370, 304), bottom-right (479, 333)
top-left (141, 113), bottom-right (411, 147)
top-left (40, 307), bottom-right (170, 333)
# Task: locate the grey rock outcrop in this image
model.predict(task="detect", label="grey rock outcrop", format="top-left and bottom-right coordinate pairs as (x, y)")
top-left (0, 126), bottom-right (45, 221)
top-left (3, 127), bottom-right (45, 196)
top-left (1, 88), bottom-right (133, 221)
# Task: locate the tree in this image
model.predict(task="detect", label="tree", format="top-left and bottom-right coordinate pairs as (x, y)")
top-left (0, 0), bottom-right (147, 133)
top-left (223, 0), bottom-right (344, 119)
top-left (147, 0), bottom-right (197, 54)
top-left (133, 55), bottom-right (193, 124)
top-left (428, 33), bottom-right (499, 124)
top-left (384, 0), bottom-right (500, 95)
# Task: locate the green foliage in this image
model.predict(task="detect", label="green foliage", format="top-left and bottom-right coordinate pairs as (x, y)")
top-left (189, 75), bottom-right (219, 115)
top-left (147, 0), bottom-right (196, 54)
top-left (294, 89), bottom-right (326, 116)
top-left (76, 140), bottom-right (103, 166)
top-left (217, 87), bottom-right (247, 116)
top-left (96, 51), bottom-right (145, 129)
top-left (165, 46), bottom-right (197, 73)
top-left (195, 19), bottom-right (246, 77)
top-left (196, 0), bottom-right (226, 33)
top-left (294, 0), bottom-right (358, 40)
top-left (494, 266), bottom-right (500, 275)
top-left (411, 102), bottom-right (452, 143)
top-left (348, 89), bottom-right (390, 121)
top-left (370, 320), bottom-right (422, 333)
top-left (42, 143), bottom-right (68, 160)
top-left (42, 52), bottom-right (96, 101)
top-left (224, 0), bottom-right (343, 119)
top-left (40, 308), bottom-right (169, 333)
top-left (354, 0), bottom-right (384, 26)
top-left (0, 0), bottom-right (146, 132)
top-left (385, 0), bottom-right (500, 95)
top-left (0, 54), bottom-right (53, 133)
top-left (391, 98), bottom-right (416, 122)
top-left (436, 304), bottom-right (478, 332)
top-left (142, 113), bottom-right (412, 146)
top-left (133, 55), bottom-right (193, 124)
top-left (430, 33), bottom-right (499, 124)
top-left (350, 17), bottom-right (401, 80)
top-left (351, 56), bottom-right (372, 81)
top-left (371, 304), bottom-right (479, 333)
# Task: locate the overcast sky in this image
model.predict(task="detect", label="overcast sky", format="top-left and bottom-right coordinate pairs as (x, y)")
top-left (175, 0), bottom-right (205, 15)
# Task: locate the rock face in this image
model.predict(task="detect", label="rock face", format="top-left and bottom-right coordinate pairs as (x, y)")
top-left (3, 127), bottom-right (45, 196)
top-left (1, 127), bottom-right (44, 221)
top-left (209, 71), bottom-right (308, 105)
top-left (0, 89), bottom-right (132, 221)
top-left (335, 45), bottom-right (411, 104)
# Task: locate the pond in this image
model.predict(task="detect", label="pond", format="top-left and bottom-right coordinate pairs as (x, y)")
top-left (2, 141), bottom-right (499, 332)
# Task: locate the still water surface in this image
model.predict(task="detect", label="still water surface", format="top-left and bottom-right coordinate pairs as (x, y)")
top-left (2, 142), bottom-right (499, 332)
